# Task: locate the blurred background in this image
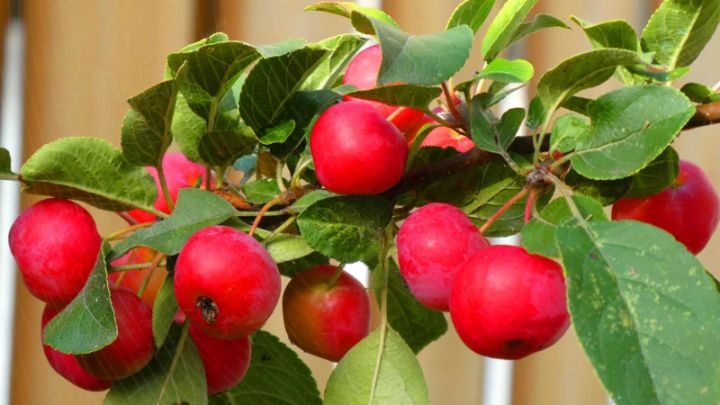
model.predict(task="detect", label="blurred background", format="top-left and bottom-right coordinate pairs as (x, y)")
top-left (0, 0), bottom-right (718, 404)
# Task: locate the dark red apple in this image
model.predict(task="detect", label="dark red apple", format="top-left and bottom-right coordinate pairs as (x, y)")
top-left (397, 203), bottom-right (489, 311)
top-left (189, 324), bottom-right (251, 395)
top-left (612, 160), bottom-right (720, 254)
top-left (76, 288), bottom-right (155, 380)
top-left (310, 101), bottom-right (408, 195)
top-left (449, 245), bottom-right (570, 360)
top-left (41, 306), bottom-right (111, 391)
top-left (282, 265), bottom-right (370, 362)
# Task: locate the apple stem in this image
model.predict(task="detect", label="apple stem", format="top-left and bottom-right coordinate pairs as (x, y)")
top-left (249, 195), bottom-right (285, 237)
top-left (327, 266), bottom-right (344, 289)
top-left (110, 261), bottom-right (165, 272)
top-left (104, 221), bottom-right (154, 241)
top-left (479, 187), bottom-right (529, 235)
top-left (156, 163), bottom-right (176, 212)
top-left (137, 252), bottom-right (165, 298)
top-left (369, 225), bottom-right (392, 400)
top-left (204, 166), bottom-right (213, 190)
top-left (262, 215), bottom-right (297, 244)
top-left (116, 211), bottom-right (138, 225)
top-left (441, 81), bottom-right (463, 125)
top-left (524, 190), bottom-right (536, 224)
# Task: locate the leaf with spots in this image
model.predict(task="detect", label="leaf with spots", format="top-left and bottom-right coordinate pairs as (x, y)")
top-left (43, 244), bottom-right (116, 354)
top-left (211, 330), bottom-right (322, 405)
top-left (571, 85), bottom-right (694, 180)
top-left (20, 137), bottom-right (157, 212)
top-left (297, 196), bottom-right (393, 266)
top-left (556, 220), bottom-right (720, 404)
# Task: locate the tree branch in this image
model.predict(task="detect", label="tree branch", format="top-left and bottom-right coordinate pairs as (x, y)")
top-left (385, 101), bottom-right (720, 199)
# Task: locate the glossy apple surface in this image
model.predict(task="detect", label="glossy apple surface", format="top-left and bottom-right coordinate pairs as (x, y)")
top-left (9, 198), bottom-right (101, 308)
top-left (174, 226), bottom-right (281, 339)
top-left (397, 203), bottom-right (489, 311)
top-left (449, 245), bottom-right (570, 360)
top-left (612, 160), bottom-right (720, 254)
top-left (283, 265), bottom-right (370, 361)
top-left (310, 101), bottom-right (408, 195)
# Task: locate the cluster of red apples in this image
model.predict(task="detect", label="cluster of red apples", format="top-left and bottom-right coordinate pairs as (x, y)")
top-left (7, 42), bottom-right (720, 396)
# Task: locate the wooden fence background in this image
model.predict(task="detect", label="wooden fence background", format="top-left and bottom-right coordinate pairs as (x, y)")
top-left (2, 1), bottom-right (718, 404)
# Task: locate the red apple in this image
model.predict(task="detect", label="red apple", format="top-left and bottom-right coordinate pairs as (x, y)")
top-left (421, 126), bottom-right (475, 153)
top-left (189, 324), bottom-right (251, 395)
top-left (310, 101), bottom-right (408, 195)
top-left (282, 265), bottom-right (371, 361)
top-left (343, 44), bottom-right (397, 118)
top-left (612, 160), bottom-right (720, 254)
top-left (109, 247), bottom-right (167, 308)
top-left (397, 203), bottom-right (489, 311)
top-left (449, 245), bottom-right (570, 360)
top-left (9, 198), bottom-right (101, 308)
top-left (127, 152), bottom-right (210, 223)
top-left (76, 288), bottom-right (155, 380)
top-left (41, 306), bottom-right (111, 391)
top-left (174, 226), bottom-right (281, 339)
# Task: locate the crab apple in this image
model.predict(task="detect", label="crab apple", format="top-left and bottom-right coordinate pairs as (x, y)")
top-left (109, 247), bottom-right (167, 307)
top-left (127, 152), bottom-right (210, 223)
top-left (397, 203), bottom-right (489, 311)
top-left (41, 306), bottom-right (111, 391)
top-left (282, 265), bottom-right (371, 362)
top-left (612, 160), bottom-right (720, 254)
top-left (174, 226), bottom-right (281, 339)
top-left (449, 245), bottom-right (570, 360)
top-left (343, 44), bottom-right (397, 118)
top-left (421, 126), bottom-right (475, 153)
top-left (9, 198), bottom-right (101, 308)
top-left (310, 101), bottom-right (408, 195)
top-left (189, 324), bottom-right (251, 395)
top-left (76, 288), bottom-right (154, 380)
top-left (388, 107), bottom-right (426, 135)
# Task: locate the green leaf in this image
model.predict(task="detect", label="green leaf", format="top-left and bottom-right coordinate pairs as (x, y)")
top-left (324, 327), bottom-right (428, 404)
top-left (290, 189), bottom-right (336, 213)
top-left (624, 147), bottom-right (679, 198)
top-left (257, 38), bottom-right (307, 58)
top-left (168, 41), bottom-right (260, 120)
top-left (521, 195), bottom-right (606, 258)
top-left (405, 124), bottom-right (443, 171)
top-left (509, 13), bottom-right (569, 46)
top-left (445, 0), bottom-right (495, 33)
top-left (571, 17), bottom-right (644, 85)
top-left (152, 277), bottom-right (178, 348)
top-left (121, 79), bottom-right (178, 166)
top-left (302, 34), bottom-right (367, 90)
top-left (266, 235), bottom-right (315, 264)
top-left (641, 0), bottom-right (720, 69)
top-left (111, 188), bottom-right (236, 259)
top-left (257, 120), bottom-right (296, 146)
top-left (470, 97), bottom-right (525, 154)
top-left (385, 261), bottom-right (447, 353)
top-left (212, 330), bottom-right (322, 405)
top-left (277, 252), bottom-right (329, 278)
top-left (373, 20), bottom-right (473, 86)
top-left (0, 147), bottom-right (15, 178)
top-left (171, 94), bottom-right (207, 164)
top-left (565, 170), bottom-right (631, 206)
top-left (680, 82), bottom-right (720, 103)
top-left (105, 324), bottom-right (207, 405)
top-left (481, 0), bottom-right (538, 61)
top-left (536, 49), bottom-right (646, 127)
top-left (305, 2), bottom-right (399, 35)
top-left (240, 47), bottom-right (328, 134)
top-left (347, 85), bottom-right (442, 111)
top-left (198, 126), bottom-right (257, 167)
top-left (20, 137), bottom-right (157, 212)
top-left (241, 178), bottom-right (281, 204)
top-left (297, 196), bottom-right (393, 265)
top-left (164, 32), bottom-right (230, 78)
top-left (557, 220), bottom-right (720, 404)
top-left (571, 85), bottom-right (694, 180)
top-left (550, 114), bottom-right (589, 154)
top-left (475, 58), bottom-right (534, 83)
top-left (561, 96), bottom-right (591, 116)
top-left (44, 246), bottom-right (116, 354)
